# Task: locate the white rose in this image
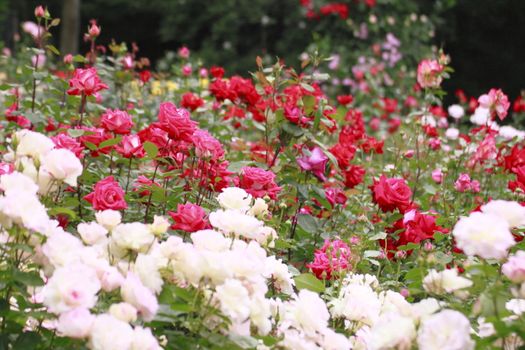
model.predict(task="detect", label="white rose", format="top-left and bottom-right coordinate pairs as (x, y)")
top-left (217, 187), bottom-right (252, 211)
top-left (78, 222), bottom-right (108, 245)
top-left (95, 210), bottom-right (122, 230)
top-left (131, 326), bottom-right (161, 350)
top-left (42, 263), bottom-right (101, 314)
top-left (13, 130), bottom-right (55, 160)
top-left (249, 198), bottom-right (269, 217)
top-left (134, 253), bottom-right (164, 294)
top-left (366, 313), bottom-right (416, 350)
top-left (209, 209), bottom-right (264, 239)
top-left (417, 309), bottom-right (474, 350)
top-left (480, 200), bottom-right (525, 228)
top-left (148, 215), bottom-right (170, 235)
top-left (448, 104), bottom-right (464, 119)
top-left (99, 265), bottom-right (124, 292)
top-left (330, 283), bottom-right (380, 326)
top-left (506, 299), bottom-right (525, 316)
top-left (215, 278), bottom-right (251, 322)
top-left (470, 107), bottom-right (490, 126)
top-left (499, 126), bottom-right (525, 141)
top-left (445, 127), bottom-right (459, 140)
top-left (121, 272), bottom-right (158, 322)
top-left (321, 328), bottom-right (352, 350)
top-left (56, 308), bottom-right (95, 339)
top-left (42, 230), bottom-right (84, 268)
top-left (112, 222), bottom-right (154, 253)
top-left (0, 190), bottom-right (49, 232)
top-left (109, 302), bottom-right (138, 323)
top-left (285, 289), bottom-right (329, 336)
top-left (41, 148), bottom-right (83, 186)
top-left (453, 212), bottom-right (515, 260)
top-left (190, 229), bottom-right (229, 252)
top-left (89, 314), bottom-right (134, 350)
top-left (0, 172), bottom-right (38, 194)
top-left (423, 269), bottom-right (472, 296)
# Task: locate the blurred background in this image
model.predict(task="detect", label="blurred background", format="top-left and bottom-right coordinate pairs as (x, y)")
top-left (0, 0), bottom-right (524, 102)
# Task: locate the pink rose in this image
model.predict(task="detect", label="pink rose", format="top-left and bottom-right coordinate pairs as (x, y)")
top-left (503, 251), bottom-right (525, 283)
top-left (431, 169), bottom-right (443, 184)
top-left (67, 67), bottom-right (108, 96)
top-left (307, 239), bottom-right (352, 280)
top-left (168, 203), bottom-right (209, 233)
top-left (478, 88), bottom-right (510, 121)
top-left (238, 166), bottom-right (281, 200)
top-left (115, 135), bottom-right (145, 159)
top-left (100, 109), bottom-right (133, 134)
top-left (297, 146), bottom-right (329, 181)
top-left (52, 133), bottom-right (85, 158)
top-left (191, 129), bottom-right (224, 160)
top-left (416, 59), bottom-right (443, 89)
top-left (84, 176), bottom-right (127, 210)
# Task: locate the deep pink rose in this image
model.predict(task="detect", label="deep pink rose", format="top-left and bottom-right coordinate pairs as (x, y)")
top-left (307, 239), bottom-right (352, 280)
top-left (100, 109), bottom-right (133, 134)
top-left (238, 166), bottom-right (281, 200)
top-left (67, 67), bottom-right (108, 96)
top-left (51, 133), bottom-right (85, 158)
top-left (191, 129), bottom-right (224, 160)
top-left (416, 59), bottom-right (443, 89)
top-left (297, 147), bottom-right (329, 181)
top-left (115, 134), bottom-right (145, 159)
top-left (84, 176), bottom-right (127, 210)
top-left (157, 102), bottom-right (197, 142)
top-left (168, 203), bottom-right (209, 233)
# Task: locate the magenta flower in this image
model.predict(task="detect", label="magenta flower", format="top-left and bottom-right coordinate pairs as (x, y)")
top-left (307, 239), bottom-right (352, 280)
top-left (67, 67), bottom-right (108, 96)
top-left (297, 146), bottom-right (329, 181)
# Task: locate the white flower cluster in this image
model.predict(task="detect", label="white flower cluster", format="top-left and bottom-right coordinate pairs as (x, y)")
top-left (5, 130), bottom-right (83, 193)
top-left (328, 273), bottom-right (474, 350)
top-left (453, 200), bottom-right (523, 260)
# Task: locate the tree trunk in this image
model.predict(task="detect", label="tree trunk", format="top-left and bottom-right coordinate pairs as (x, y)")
top-left (60, 0), bottom-right (80, 55)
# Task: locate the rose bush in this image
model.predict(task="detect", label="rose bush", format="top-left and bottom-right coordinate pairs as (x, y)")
top-left (0, 4), bottom-right (524, 350)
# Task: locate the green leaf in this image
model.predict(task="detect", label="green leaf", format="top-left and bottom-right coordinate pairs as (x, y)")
top-left (13, 270), bottom-right (44, 286)
top-left (99, 136), bottom-right (122, 149)
top-left (143, 141), bottom-right (159, 159)
top-left (302, 95), bottom-right (316, 115)
top-left (67, 128), bottom-right (85, 138)
top-left (45, 44), bottom-right (60, 55)
top-left (294, 273), bottom-right (325, 293)
top-left (48, 207), bottom-right (77, 219)
top-left (297, 214), bottom-right (318, 234)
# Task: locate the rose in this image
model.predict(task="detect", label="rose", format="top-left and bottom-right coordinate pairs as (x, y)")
top-left (100, 109), bottom-right (133, 134)
top-left (84, 176), bottom-right (127, 210)
top-left (502, 251), bottom-right (525, 283)
top-left (168, 203), bottom-right (209, 233)
top-left (157, 102), bottom-right (197, 141)
top-left (41, 148), bottom-right (83, 187)
top-left (238, 166), bottom-right (281, 200)
top-left (343, 165), bottom-right (365, 189)
top-left (191, 129), bottom-right (224, 160)
top-left (416, 59), bottom-right (443, 89)
top-left (181, 92), bottom-right (205, 111)
top-left (67, 67), bottom-right (108, 96)
top-left (52, 133), bottom-right (85, 158)
top-left (115, 135), bottom-right (145, 159)
top-left (371, 175), bottom-right (412, 213)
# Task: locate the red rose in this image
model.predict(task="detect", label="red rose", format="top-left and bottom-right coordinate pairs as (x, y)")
top-left (79, 127), bottom-right (112, 157)
top-left (336, 94), bottom-right (353, 105)
top-left (100, 109), bottom-right (133, 134)
top-left (137, 124), bottom-right (169, 149)
top-left (238, 166), bottom-right (281, 200)
top-left (371, 175), bottom-right (412, 213)
top-left (181, 92), bottom-right (204, 112)
top-left (343, 165), bottom-right (365, 189)
top-left (168, 203), bottom-right (209, 232)
top-left (210, 66), bottom-right (225, 79)
top-left (84, 176), bottom-right (127, 210)
top-left (157, 102), bottom-right (197, 142)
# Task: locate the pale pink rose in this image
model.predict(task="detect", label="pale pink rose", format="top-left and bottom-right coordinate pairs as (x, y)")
top-left (503, 251), bottom-right (525, 283)
top-left (417, 59), bottom-right (443, 89)
top-left (121, 273), bottom-right (158, 321)
top-left (57, 308), bottom-right (95, 338)
top-left (432, 169), bottom-right (443, 184)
